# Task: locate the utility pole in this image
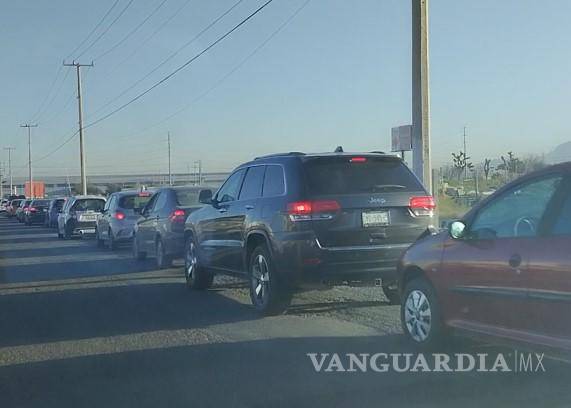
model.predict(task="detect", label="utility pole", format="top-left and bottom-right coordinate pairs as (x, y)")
top-left (463, 125), bottom-right (468, 183)
top-left (64, 61), bottom-right (93, 195)
top-left (20, 124), bottom-right (38, 198)
top-left (198, 160), bottom-right (202, 186)
top-left (4, 147), bottom-right (15, 195)
top-left (167, 132), bottom-right (172, 186)
top-left (411, 0), bottom-right (432, 193)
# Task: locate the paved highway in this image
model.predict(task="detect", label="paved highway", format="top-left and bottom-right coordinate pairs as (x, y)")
top-left (0, 216), bottom-right (569, 407)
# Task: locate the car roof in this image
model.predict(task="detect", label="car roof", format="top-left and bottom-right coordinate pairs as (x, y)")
top-left (70, 195), bottom-right (106, 200)
top-left (111, 190), bottom-right (155, 197)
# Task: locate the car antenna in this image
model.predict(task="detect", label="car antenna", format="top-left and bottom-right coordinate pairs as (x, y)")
top-left (334, 146), bottom-right (344, 153)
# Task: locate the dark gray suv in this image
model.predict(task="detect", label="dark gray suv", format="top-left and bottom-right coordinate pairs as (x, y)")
top-left (183, 152), bottom-right (436, 314)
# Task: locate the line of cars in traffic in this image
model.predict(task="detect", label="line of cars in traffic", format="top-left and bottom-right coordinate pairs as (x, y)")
top-left (2, 150), bottom-right (570, 357)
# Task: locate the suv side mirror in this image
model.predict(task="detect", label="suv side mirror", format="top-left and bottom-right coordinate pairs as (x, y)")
top-left (199, 189), bottom-right (213, 204)
top-left (449, 221), bottom-right (466, 239)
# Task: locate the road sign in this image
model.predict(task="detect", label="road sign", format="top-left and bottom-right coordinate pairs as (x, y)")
top-left (391, 125), bottom-right (412, 152)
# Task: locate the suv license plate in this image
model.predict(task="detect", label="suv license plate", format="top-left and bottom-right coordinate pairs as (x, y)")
top-left (80, 215), bottom-right (96, 222)
top-left (362, 210), bottom-right (390, 227)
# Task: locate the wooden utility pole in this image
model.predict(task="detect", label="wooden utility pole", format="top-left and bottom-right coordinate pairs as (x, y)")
top-left (20, 124), bottom-right (37, 197)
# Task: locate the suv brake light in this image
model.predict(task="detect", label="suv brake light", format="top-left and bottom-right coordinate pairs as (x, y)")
top-left (114, 211), bottom-right (125, 220)
top-left (409, 196), bottom-right (435, 217)
top-left (29, 207), bottom-right (37, 212)
top-left (287, 200), bottom-right (340, 221)
top-left (170, 209), bottom-right (186, 222)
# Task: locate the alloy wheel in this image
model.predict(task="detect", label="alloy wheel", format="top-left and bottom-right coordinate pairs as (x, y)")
top-left (251, 254), bottom-right (270, 304)
top-left (404, 289), bottom-right (432, 342)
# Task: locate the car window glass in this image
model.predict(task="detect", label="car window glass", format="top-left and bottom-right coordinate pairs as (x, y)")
top-left (119, 194), bottom-right (152, 211)
top-left (216, 169), bottom-right (245, 203)
top-left (239, 166), bottom-right (265, 200)
top-left (175, 190), bottom-right (200, 206)
top-left (470, 175), bottom-right (562, 239)
top-left (104, 196), bottom-right (113, 211)
top-left (262, 165), bottom-right (285, 197)
top-left (71, 199), bottom-right (106, 212)
top-left (550, 188), bottom-right (571, 235)
top-left (153, 192), bottom-right (168, 213)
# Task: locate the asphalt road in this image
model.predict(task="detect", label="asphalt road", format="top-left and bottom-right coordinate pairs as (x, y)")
top-left (0, 215), bottom-right (570, 407)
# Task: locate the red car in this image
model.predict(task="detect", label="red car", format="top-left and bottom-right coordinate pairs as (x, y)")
top-left (398, 163), bottom-right (571, 353)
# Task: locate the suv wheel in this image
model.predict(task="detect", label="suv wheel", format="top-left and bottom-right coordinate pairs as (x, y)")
top-left (401, 277), bottom-right (444, 349)
top-left (382, 282), bottom-right (401, 305)
top-left (156, 238), bottom-right (172, 269)
top-left (132, 235), bottom-right (146, 260)
top-left (96, 227), bottom-right (104, 248)
top-left (184, 236), bottom-right (213, 290)
top-left (249, 244), bottom-right (291, 315)
top-left (108, 229), bottom-right (118, 251)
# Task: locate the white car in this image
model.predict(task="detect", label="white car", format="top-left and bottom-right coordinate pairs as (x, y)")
top-left (57, 195), bottom-right (106, 239)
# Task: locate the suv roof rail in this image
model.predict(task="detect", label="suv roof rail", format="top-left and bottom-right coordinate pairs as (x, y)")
top-left (254, 152), bottom-right (306, 160)
top-left (370, 150), bottom-right (386, 154)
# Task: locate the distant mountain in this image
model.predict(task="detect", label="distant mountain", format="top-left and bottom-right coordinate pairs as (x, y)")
top-left (546, 142), bottom-right (571, 164)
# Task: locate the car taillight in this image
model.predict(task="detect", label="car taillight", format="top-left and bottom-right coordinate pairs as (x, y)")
top-left (114, 211), bottom-right (125, 220)
top-left (409, 196), bottom-right (435, 217)
top-left (350, 157), bottom-right (367, 163)
top-left (287, 200), bottom-right (341, 221)
top-left (29, 207), bottom-right (37, 212)
top-left (170, 209), bottom-right (186, 222)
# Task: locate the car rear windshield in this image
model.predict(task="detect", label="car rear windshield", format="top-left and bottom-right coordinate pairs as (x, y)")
top-left (118, 194), bottom-right (152, 210)
top-left (303, 156), bottom-right (424, 195)
top-left (32, 200), bottom-right (50, 206)
top-left (175, 189), bottom-right (201, 206)
top-left (54, 199), bottom-right (66, 208)
top-left (71, 199), bottom-right (105, 212)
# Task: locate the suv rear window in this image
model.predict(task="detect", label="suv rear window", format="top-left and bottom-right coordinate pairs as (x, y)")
top-left (118, 194), bottom-right (152, 211)
top-left (303, 157), bottom-right (424, 195)
top-left (175, 189), bottom-right (201, 206)
top-left (71, 199), bottom-right (105, 212)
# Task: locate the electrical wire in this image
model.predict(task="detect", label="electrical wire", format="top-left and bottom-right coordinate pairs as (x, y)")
top-left (75, 0), bottom-right (136, 59)
top-left (66, 0), bottom-right (122, 59)
top-left (87, 0), bottom-right (245, 120)
top-left (105, 0), bottom-right (195, 75)
top-left (84, 0), bottom-right (275, 130)
top-left (94, 0), bottom-right (169, 61)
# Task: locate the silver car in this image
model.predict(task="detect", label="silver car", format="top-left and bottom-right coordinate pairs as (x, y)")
top-left (57, 195), bottom-right (106, 239)
top-left (96, 190), bottom-right (153, 250)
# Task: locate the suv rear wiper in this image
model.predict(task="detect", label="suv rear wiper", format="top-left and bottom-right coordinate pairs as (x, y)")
top-left (366, 184), bottom-right (407, 192)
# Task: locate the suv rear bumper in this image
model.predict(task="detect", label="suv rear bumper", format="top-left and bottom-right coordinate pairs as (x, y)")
top-left (272, 232), bottom-right (411, 287)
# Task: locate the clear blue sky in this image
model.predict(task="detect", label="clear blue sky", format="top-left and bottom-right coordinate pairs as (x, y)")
top-left (1, 0), bottom-right (570, 177)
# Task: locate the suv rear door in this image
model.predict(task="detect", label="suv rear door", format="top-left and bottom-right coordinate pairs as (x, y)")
top-left (301, 156), bottom-right (432, 250)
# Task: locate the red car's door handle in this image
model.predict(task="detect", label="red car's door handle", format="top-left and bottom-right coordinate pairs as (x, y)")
top-left (508, 254), bottom-right (522, 268)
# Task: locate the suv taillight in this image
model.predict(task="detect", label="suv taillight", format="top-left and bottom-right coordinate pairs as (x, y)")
top-left (29, 207), bottom-right (37, 212)
top-left (169, 209), bottom-right (186, 222)
top-left (114, 211), bottom-right (125, 220)
top-left (409, 196), bottom-right (435, 217)
top-left (287, 200), bottom-right (341, 221)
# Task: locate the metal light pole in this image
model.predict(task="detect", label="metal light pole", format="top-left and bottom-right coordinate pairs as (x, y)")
top-left (412, 0), bottom-right (432, 193)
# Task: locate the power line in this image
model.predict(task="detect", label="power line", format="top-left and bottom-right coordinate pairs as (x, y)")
top-left (105, 0), bottom-right (195, 75)
top-left (66, 0), bottom-right (122, 59)
top-left (87, 0), bottom-right (245, 120)
top-left (29, 66), bottom-right (63, 122)
top-left (76, 0), bottom-right (136, 59)
top-left (97, 0), bottom-right (311, 146)
top-left (34, 68), bottom-right (71, 123)
top-left (84, 0), bottom-right (275, 130)
top-left (94, 0), bottom-right (169, 61)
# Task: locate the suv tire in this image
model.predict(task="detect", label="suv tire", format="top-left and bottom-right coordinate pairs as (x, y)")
top-left (156, 238), bottom-right (172, 269)
top-left (184, 236), bottom-right (213, 290)
top-left (382, 282), bottom-right (401, 305)
top-left (401, 277), bottom-right (445, 350)
top-left (249, 244), bottom-right (291, 315)
top-left (108, 229), bottom-right (118, 251)
top-left (96, 227), bottom-right (105, 248)
top-left (132, 235), bottom-right (147, 260)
